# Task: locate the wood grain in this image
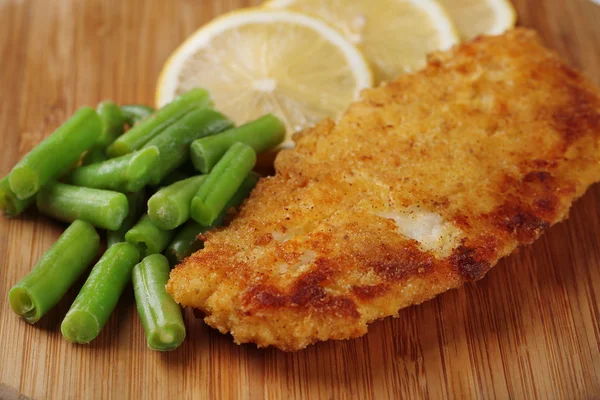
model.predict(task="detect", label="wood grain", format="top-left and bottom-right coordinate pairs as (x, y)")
top-left (1, 0), bottom-right (599, 398)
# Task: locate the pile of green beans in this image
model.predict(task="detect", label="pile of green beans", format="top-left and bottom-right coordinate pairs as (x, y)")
top-left (4, 88), bottom-right (285, 351)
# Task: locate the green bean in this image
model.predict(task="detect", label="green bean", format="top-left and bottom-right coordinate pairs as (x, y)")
top-left (142, 108), bottom-right (233, 185)
top-left (121, 104), bottom-right (155, 126)
top-left (209, 171), bottom-right (260, 223)
top-left (190, 114), bottom-right (285, 173)
top-left (106, 190), bottom-right (146, 248)
top-left (164, 220), bottom-right (207, 266)
top-left (107, 89), bottom-right (212, 157)
top-left (227, 171), bottom-right (260, 209)
top-left (36, 182), bottom-right (129, 230)
top-left (61, 242), bottom-right (140, 343)
top-left (206, 170), bottom-right (259, 222)
top-left (65, 146), bottom-right (160, 192)
top-left (0, 176), bottom-right (35, 217)
top-left (81, 102), bottom-right (127, 165)
top-left (8, 220), bottom-right (99, 324)
top-left (125, 215), bottom-right (174, 257)
top-left (147, 175), bottom-right (206, 230)
top-left (132, 254), bottom-right (186, 351)
top-left (9, 107), bottom-right (102, 199)
top-left (190, 143), bottom-right (256, 226)
top-left (96, 101), bottom-right (127, 146)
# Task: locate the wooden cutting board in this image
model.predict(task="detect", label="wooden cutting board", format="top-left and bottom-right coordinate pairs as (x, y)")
top-left (1, 0), bottom-right (599, 398)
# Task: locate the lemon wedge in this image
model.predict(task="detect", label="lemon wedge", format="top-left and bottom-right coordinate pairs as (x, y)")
top-left (156, 9), bottom-right (372, 142)
top-left (435, 0), bottom-right (517, 40)
top-left (265, 0), bottom-right (459, 84)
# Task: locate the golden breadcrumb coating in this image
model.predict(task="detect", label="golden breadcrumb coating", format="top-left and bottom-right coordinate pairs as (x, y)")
top-left (167, 29), bottom-right (600, 351)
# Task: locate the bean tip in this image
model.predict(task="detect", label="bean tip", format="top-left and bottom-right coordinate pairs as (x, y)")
top-left (8, 286), bottom-right (40, 324)
top-left (61, 310), bottom-right (100, 344)
top-left (9, 167), bottom-right (39, 200)
top-left (148, 324), bottom-right (186, 351)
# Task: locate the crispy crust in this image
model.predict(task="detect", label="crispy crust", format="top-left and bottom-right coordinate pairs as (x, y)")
top-left (167, 29), bottom-right (600, 351)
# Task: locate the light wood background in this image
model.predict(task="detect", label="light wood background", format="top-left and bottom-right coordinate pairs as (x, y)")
top-left (1, 0), bottom-right (599, 399)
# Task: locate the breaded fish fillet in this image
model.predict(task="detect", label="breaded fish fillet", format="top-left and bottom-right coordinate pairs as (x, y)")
top-left (167, 29), bottom-right (600, 351)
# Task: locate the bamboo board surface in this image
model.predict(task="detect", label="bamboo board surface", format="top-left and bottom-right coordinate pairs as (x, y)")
top-left (1, 0), bottom-right (600, 399)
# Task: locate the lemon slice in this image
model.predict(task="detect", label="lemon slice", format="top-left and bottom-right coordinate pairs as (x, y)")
top-left (435, 0), bottom-right (516, 40)
top-left (156, 9), bottom-right (372, 142)
top-left (265, 0), bottom-right (459, 84)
